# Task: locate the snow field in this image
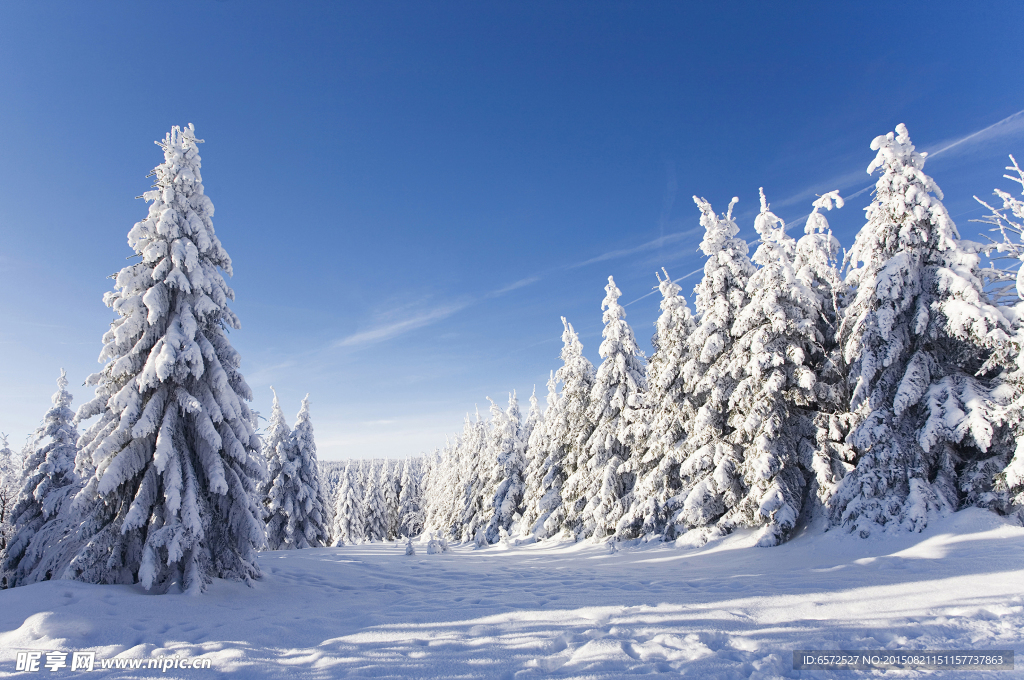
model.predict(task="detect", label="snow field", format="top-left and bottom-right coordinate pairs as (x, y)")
top-left (0, 508), bottom-right (1020, 679)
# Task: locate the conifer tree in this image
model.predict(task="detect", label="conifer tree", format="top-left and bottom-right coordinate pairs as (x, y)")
top-left (3, 371), bottom-right (79, 586)
top-left (384, 459), bottom-right (402, 539)
top-left (486, 392), bottom-right (526, 542)
top-left (963, 156), bottom-right (1024, 514)
top-left (833, 124), bottom-right (1007, 536)
top-left (0, 433), bottom-right (21, 556)
top-left (459, 411), bottom-right (491, 541)
top-left (332, 461), bottom-right (363, 545)
top-left (67, 125), bottom-right (265, 592)
top-left (398, 457), bottom-right (424, 537)
top-left (674, 196), bottom-right (756, 537)
top-left (427, 437), bottom-right (461, 538)
top-left (722, 190), bottom-right (823, 545)
top-left (794, 193), bottom-right (857, 510)
top-left (564, 277), bottom-right (646, 539)
top-left (265, 395), bottom-right (328, 549)
top-left (262, 388), bottom-right (291, 528)
top-left (519, 385), bottom-right (548, 535)
top-left (362, 461), bottom-right (389, 541)
top-left (619, 269), bottom-right (696, 539)
top-left (542, 319), bottom-right (595, 538)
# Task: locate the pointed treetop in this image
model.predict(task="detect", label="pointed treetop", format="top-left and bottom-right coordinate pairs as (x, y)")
top-left (602, 276), bottom-right (625, 324)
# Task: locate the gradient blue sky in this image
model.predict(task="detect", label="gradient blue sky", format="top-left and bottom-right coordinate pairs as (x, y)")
top-left (3, 2), bottom-right (1024, 460)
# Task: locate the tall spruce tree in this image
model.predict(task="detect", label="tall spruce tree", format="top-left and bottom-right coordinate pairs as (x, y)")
top-left (459, 411), bottom-right (491, 541)
top-left (332, 461), bottom-right (363, 545)
top-left (619, 269), bottom-right (696, 539)
top-left (486, 392), bottom-right (526, 542)
top-left (674, 196), bottom-right (756, 538)
top-left (833, 124), bottom-right (1007, 536)
top-left (4, 371), bottom-right (80, 586)
top-left (975, 155), bottom-right (1024, 518)
top-left (384, 459), bottom-right (402, 539)
top-left (543, 319), bottom-right (595, 538)
top-left (0, 433), bottom-right (22, 557)
top-left (266, 395), bottom-right (328, 550)
top-left (564, 277), bottom-right (645, 540)
top-left (720, 190), bottom-right (823, 545)
top-left (794, 193), bottom-right (857, 511)
top-left (67, 125), bottom-right (265, 592)
top-left (262, 388), bottom-right (292, 538)
top-left (519, 385), bottom-right (548, 535)
top-left (362, 461), bottom-right (389, 541)
top-left (398, 457), bottom-right (424, 537)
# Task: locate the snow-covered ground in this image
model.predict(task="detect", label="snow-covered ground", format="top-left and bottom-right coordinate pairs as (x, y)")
top-left (0, 508), bottom-right (1020, 679)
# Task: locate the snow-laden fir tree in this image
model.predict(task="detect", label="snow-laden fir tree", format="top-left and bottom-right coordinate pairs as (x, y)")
top-left (518, 385), bottom-right (548, 535)
top-left (265, 395), bottom-right (328, 550)
top-left (0, 433), bottom-right (22, 556)
top-left (563, 277), bottom-right (646, 540)
top-left (458, 411), bottom-right (492, 541)
top-left (384, 459), bottom-right (402, 539)
top-left (542, 319), bottom-right (595, 538)
top-left (67, 125), bottom-right (265, 592)
top-left (261, 389), bottom-right (291, 528)
top-left (425, 437), bottom-right (460, 537)
top-left (718, 190), bottom-right (825, 545)
top-left (332, 461), bottom-right (363, 545)
top-left (397, 457), bottom-right (423, 537)
top-left (971, 154), bottom-right (1024, 517)
top-left (674, 196), bottom-right (756, 537)
top-left (362, 461), bottom-right (389, 541)
top-left (794, 192), bottom-right (858, 510)
top-left (3, 371), bottom-right (79, 586)
top-left (618, 269), bottom-right (696, 539)
top-left (833, 124), bottom-right (1008, 536)
top-left (485, 392), bottom-right (525, 542)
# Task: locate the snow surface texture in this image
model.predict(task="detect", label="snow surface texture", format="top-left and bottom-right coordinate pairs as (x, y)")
top-left (0, 508), bottom-right (1019, 679)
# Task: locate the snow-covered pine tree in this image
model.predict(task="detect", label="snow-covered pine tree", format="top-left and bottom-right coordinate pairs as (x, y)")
top-left (519, 385), bottom-right (548, 535)
top-left (719, 190), bottom-right (825, 545)
top-left (485, 392), bottom-right (526, 542)
top-left (3, 371), bottom-right (79, 586)
top-left (969, 154), bottom-right (1024, 517)
top-left (618, 269), bottom-right (696, 540)
top-left (833, 124), bottom-right (1008, 537)
top-left (362, 461), bottom-right (389, 541)
top-left (67, 125), bottom-right (266, 592)
top-left (398, 457), bottom-right (424, 537)
top-left (673, 196), bottom-right (756, 538)
top-left (459, 411), bottom-right (491, 541)
top-left (564, 277), bottom-right (646, 540)
top-left (261, 388), bottom-right (291, 535)
top-left (384, 459), bottom-right (402, 539)
top-left (266, 394), bottom-right (328, 549)
top-left (332, 461), bottom-right (363, 545)
top-left (542, 319), bottom-right (595, 538)
top-left (0, 433), bottom-right (21, 556)
top-left (425, 437), bottom-right (460, 537)
top-left (794, 192), bottom-right (858, 510)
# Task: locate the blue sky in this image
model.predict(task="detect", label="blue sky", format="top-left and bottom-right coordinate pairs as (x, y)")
top-left (3, 2), bottom-right (1024, 460)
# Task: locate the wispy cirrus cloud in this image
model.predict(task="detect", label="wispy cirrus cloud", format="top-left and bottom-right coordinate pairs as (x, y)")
top-left (567, 228), bottom-right (703, 270)
top-left (334, 303), bottom-right (470, 348)
top-left (334, 220), bottom-right (705, 350)
top-left (926, 107), bottom-right (1024, 160)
